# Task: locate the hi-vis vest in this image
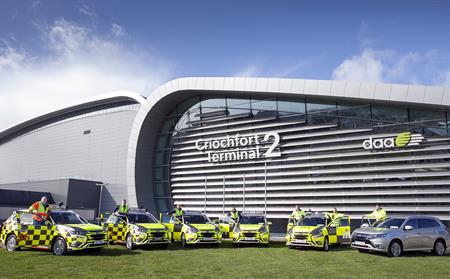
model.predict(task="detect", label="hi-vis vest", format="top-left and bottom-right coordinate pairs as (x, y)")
top-left (230, 211), bottom-right (239, 220)
top-left (291, 210), bottom-right (305, 219)
top-left (29, 202), bottom-right (49, 221)
top-left (118, 205), bottom-right (129, 214)
top-left (174, 208), bottom-right (183, 217)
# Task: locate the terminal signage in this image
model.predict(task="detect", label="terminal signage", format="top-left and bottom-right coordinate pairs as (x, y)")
top-left (195, 132), bottom-right (281, 163)
top-left (363, 132), bottom-right (423, 150)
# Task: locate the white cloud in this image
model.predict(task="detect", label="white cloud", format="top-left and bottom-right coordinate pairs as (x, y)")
top-left (111, 23), bottom-right (126, 37)
top-left (332, 48), bottom-right (449, 85)
top-left (332, 49), bottom-right (384, 83)
top-left (0, 19), bottom-right (171, 131)
top-left (233, 64), bottom-right (261, 77)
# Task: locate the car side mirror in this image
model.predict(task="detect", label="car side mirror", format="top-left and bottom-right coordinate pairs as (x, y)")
top-left (404, 225), bottom-right (413, 231)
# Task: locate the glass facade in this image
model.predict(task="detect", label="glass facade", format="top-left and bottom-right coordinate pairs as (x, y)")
top-left (152, 94), bottom-right (450, 218)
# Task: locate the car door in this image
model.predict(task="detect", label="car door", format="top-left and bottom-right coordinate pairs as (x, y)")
top-left (402, 218), bottom-right (420, 250)
top-left (19, 212), bottom-right (55, 249)
top-left (327, 218), bottom-right (338, 244)
top-left (417, 218), bottom-right (437, 249)
top-left (106, 215), bottom-right (127, 242)
top-left (337, 216), bottom-right (351, 243)
top-left (171, 216), bottom-right (183, 241)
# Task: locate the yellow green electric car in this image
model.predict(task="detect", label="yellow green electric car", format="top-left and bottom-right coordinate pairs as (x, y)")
top-left (102, 210), bottom-right (169, 250)
top-left (232, 213), bottom-right (271, 246)
top-left (286, 213), bottom-right (351, 251)
top-left (0, 209), bottom-right (107, 255)
top-left (164, 211), bottom-right (221, 246)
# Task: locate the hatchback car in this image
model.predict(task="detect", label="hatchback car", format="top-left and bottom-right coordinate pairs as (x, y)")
top-left (351, 215), bottom-right (450, 257)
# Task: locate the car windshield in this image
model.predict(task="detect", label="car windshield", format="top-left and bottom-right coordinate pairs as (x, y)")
top-left (377, 218), bottom-right (405, 229)
top-left (298, 217), bottom-right (326, 227)
top-left (239, 216), bottom-right (265, 224)
top-left (184, 214), bottom-right (209, 224)
top-left (127, 213), bottom-right (157, 224)
top-left (51, 212), bottom-right (85, 225)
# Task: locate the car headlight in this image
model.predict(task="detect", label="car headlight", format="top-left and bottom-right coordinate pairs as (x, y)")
top-left (135, 226), bottom-right (148, 233)
top-left (258, 226), bottom-right (267, 234)
top-left (368, 233), bottom-right (387, 239)
top-left (310, 227), bottom-right (323, 237)
top-left (67, 228), bottom-right (87, 236)
top-left (187, 226), bottom-right (198, 234)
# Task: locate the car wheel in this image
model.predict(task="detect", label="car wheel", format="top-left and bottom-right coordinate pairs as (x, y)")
top-left (388, 240), bottom-right (402, 257)
top-left (323, 237), bottom-right (329, 252)
top-left (181, 233), bottom-right (187, 247)
top-left (6, 234), bottom-right (18, 252)
top-left (52, 237), bottom-right (67, 256)
top-left (433, 240), bottom-right (446, 256)
top-left (126, 234), bottom-right (134, 250)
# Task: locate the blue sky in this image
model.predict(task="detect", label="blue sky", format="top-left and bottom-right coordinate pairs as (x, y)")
top-left (0, 0), bottom-right (449, 130)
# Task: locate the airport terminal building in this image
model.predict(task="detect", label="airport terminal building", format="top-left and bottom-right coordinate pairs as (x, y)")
top-left (1, 77), bottom-right (450, 224)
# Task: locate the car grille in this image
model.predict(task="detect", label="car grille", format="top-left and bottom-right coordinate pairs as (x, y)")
top-left (294, 234), bottom-right (307, 240)
top-left (150, 232), bottom-right (165, 238)
top-left (243, 232), bottom-right (256, 237)
top-left (91, 233), bottom-right (106, 241)
top-left (200, 232), bottom-right (215, 238)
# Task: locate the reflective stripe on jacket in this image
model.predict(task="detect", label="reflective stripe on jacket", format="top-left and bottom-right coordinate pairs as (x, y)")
top-left (28, 202), bottom-right (49, 221)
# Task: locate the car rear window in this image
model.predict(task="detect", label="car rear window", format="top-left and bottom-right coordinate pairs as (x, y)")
top-left (418, 218), bottom-right (441, 229)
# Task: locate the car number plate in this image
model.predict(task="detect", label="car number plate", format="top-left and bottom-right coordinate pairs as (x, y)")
top-left (354, 241), bottom-right (366, 246)
top-left (295, 239), bottom-right (306, 244)
top-left (244, 237), bottom-right (256, 241)
top-left (203, 237), bottom-right (213, 240)
top-left (153, 237), bottom-right (163, 241)
top-left (94, 240), bottom-right (105, 245)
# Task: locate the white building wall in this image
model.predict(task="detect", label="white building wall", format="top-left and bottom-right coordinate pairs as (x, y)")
top-left (0, 104), bottom-right (140, 211)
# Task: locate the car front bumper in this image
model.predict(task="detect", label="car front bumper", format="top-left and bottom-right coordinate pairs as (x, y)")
top-left (350, 237), bottom-right (390, 253)
top-left (234, 232), bottom-right (269, 244)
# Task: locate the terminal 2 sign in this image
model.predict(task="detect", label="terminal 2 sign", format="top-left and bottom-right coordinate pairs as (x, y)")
top-left (195, 132), bottom-right (281, 163)
top-left (363, 132), bottom-right (424, 150)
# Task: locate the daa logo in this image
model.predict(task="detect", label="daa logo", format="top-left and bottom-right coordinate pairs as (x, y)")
top-left (363, 132), bottom-right (424, 150)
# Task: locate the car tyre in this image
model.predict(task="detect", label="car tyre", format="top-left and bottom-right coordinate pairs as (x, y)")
top-left (433, 239), bottom-right (446, 256)
top-left (323, 237), bottom-right (329, 252)
top-left (52, 237), bottom-right (67, 256)
top-left (126, 234), bottom-right (135, 250)
top-left (388, 240), bottom-right (402, 257)
top-left (6, 234), bottom-right (18, 252)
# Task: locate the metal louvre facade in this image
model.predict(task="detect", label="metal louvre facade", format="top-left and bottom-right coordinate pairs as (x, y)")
top-left (155, 94), bottom-right (450, 220)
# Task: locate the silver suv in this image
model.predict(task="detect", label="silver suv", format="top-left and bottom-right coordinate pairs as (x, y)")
top-left (351, 216), bottom-right (449, 257)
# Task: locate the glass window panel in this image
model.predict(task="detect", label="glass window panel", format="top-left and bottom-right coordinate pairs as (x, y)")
top-left (409, 108), bottom-right (446, 136)
top-left (371, 105), bottom-right (408, 132)
top-left (338, 104), bottom-right (371, 128)
top-left (251, 98), bottom-right (277, 118)
top-left (227, 98), bottom-right (251, 116)
top-left (153, 167), bottom-right (167, 181)
top-left (154, 182), bottom-right (169, 197)
top-left (277, 100), bottom-right (305, 115)
top-left (307, 101), bottom-right (337, 125)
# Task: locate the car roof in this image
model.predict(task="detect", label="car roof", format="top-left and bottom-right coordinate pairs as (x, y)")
top-left (240, 213), bottom-right (265, 217)
top-left (183, 211), bottom-right (205, 216)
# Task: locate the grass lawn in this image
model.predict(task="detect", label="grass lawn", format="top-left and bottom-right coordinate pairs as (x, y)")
top-left (0, 242), bottom-right (449, 279)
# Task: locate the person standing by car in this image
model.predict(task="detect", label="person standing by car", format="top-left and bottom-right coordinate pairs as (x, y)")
top-left (28, 196), bottom-right (50, 226)
top-left (114, 199), bottom-right (129, 214)
top-left (366, 205), bottom-right (387, 222)
top-left (168, 204), bottom-right (184, 220)
top-left (228, 207), bottom-right (239, 221)
top-left (327, 208), bottom-right (341, 224)
top-left (290, 206), bottom-right (305, 222)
